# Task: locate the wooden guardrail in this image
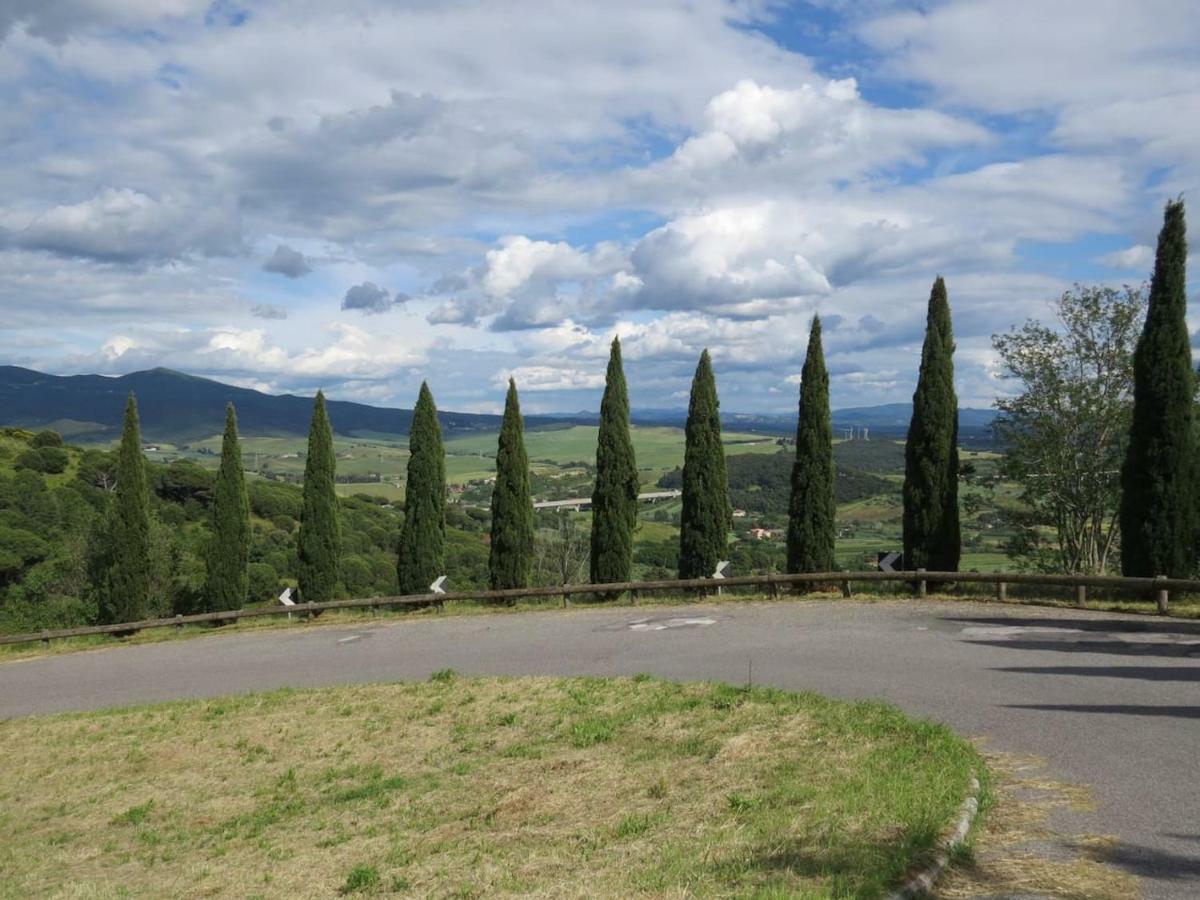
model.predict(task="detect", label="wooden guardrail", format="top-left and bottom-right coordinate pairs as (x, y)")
top-left (0, 569), bottom-right (1191, 648)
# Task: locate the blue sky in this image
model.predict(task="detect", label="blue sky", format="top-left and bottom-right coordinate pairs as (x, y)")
top-left (0, 0), bottom-right (1196, 415)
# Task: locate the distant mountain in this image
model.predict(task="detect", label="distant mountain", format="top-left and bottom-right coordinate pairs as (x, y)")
top-left (0, 365), bottom-right (999, 445)
top-left (685, 403), bottom-right (997, 440)
top-left (0, 366), bottom-right (584, 443)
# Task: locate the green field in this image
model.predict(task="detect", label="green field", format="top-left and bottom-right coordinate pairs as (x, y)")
top-left (74, 421), bottom-right (1021, 579)
top-left (449, 425), bottom-right (781, 488)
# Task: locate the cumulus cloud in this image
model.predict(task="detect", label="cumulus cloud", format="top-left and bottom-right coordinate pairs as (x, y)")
top-left (426, 298), bottom-right (481, 326)
top-left (2, 0), bottom-right (1191, 414)
top-left (262, 243), bottom-right (312, 278)
top-left (1098, 245), bottom-right (1154, 271)
top-left (0, 188), bottom-right (241, 262)
top-left (642, 78), bottom-right (988, 195)
top-left (0, 0), bottom-right (209, 44)
top-left (494, 366), bottom-right (606, 392)
top-left (65, 320), bottom-right (430, 385)
top-left (340, 282), bottom-right (395, 314)
top-left (250, 302), bottom-right (288, 319)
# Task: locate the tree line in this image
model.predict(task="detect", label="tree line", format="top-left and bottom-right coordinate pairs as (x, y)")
top-left (88, 199), bottom-right (1190, 619)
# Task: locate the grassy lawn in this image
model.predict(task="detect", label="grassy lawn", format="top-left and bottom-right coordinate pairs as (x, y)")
top-left (0, 675), bottom-right (981, 899)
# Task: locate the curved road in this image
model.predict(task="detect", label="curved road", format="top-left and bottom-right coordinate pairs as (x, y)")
top-left (2, 599), bottom-right (1198, 898)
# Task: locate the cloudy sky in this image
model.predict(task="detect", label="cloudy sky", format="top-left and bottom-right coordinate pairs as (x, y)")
top-left (1, 1), bottom-right (1197, 415)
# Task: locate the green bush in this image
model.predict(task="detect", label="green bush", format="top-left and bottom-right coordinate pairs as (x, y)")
top-left (246, 562), bottom-right (279, 603)
top-left (31, 430), bottom-right (64, 449)
top-left (15, 447), bottom-right (68, 474)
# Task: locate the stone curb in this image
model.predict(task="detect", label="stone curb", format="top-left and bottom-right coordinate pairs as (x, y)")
top-left (886, 774), bottom-right (982, 899)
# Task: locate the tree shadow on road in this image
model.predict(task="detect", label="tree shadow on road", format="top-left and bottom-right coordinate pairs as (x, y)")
top-left (943, 614), bottom-right (1200, 637)
top-left (1083, 840), bottom-right (1200, 881)
top-left (966, 636), bottom-right (1200, 658)
top-left (993, 665), bottom-right (1200, 682)
top-left (1005, 703), bottom-right (1200, 720)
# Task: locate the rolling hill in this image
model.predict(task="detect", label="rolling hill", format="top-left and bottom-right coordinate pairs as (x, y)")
top-left (0, 365), bottom-right (999, 445)
top-left (0, 366), bottom-right (584, 443)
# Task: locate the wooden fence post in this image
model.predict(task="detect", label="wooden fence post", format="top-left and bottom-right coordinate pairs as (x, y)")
top-left (841, 579), bottom-right (852, 599)
top-left (1155, 575), bottom-right (1169, 615)
top-left (996, 579), bottom-right (1007, 602)
top-left (917, 568), bottom-right (927, 599)
top-left (1075, 584), bottom-right (1087, 606)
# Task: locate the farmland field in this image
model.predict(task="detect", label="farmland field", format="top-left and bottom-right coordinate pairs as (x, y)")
top-left (92, 420), bottom-right (1019, 578)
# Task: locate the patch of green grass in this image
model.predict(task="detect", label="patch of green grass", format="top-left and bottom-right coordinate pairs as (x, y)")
top-left (0, 677), bottom-right (982, 899)
top-left (110, 799), bottom-right (155, 826)
top-left (339, 864), bottom-right (380, 894)
top-left (570, 716), bottom-right (616, 747)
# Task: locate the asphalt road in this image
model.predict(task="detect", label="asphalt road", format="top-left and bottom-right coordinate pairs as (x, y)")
top-left (2, 599), bottom-right (1198, 898)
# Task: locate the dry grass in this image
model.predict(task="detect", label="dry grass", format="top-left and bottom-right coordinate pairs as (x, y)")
top-left (938, 750), bottom-right (1140, 899)
top-left (0, 676), bottom-right (981, 898)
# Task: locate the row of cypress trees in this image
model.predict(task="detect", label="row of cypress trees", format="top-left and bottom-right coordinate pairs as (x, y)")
top-left (98, 398), bottom-right (254, 622)
top-left (94, 300), bottom-right (959, 620)
top-left (95, 197), bottom-right (1188, 619)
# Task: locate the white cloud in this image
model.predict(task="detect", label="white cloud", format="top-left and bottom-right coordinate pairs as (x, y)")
top-left (494, 366), bottom-right (606, 392)
top-left (0, 188), bottom-right (241, 262)
top-left (1098, 245), bottom-right (1154, 271)
top-left (649, 78), bottom-right (987, 193)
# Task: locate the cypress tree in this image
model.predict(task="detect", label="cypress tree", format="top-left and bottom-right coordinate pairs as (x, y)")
top-left (787, 316), bottom-right (836, 574)
top-left (489, 379), bottom-right (534, 590)
top-left (203, 403), bottom-right (250, 611)
top-left (397, 382), bottom-right (446, 594)
top-left (902, 276), bottom-right (961, 573)
top-left (678, 349), bottom-right (731, 579)
top-left (1120, 199), bottom-right (1194, 577)
top-left (590, 337), bottom-right (639, 585)
top-left (103, 392), bottom-right (151, 623)
top-left (298, 390), bottom-right (340, 602)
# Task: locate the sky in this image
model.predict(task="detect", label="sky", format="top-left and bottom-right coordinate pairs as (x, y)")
top-left (0, 0), bottom-right (1197, 416)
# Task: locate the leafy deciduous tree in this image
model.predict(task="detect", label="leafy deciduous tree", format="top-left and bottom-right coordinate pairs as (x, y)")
top-left (993, 285), bottom-right (1144, 574)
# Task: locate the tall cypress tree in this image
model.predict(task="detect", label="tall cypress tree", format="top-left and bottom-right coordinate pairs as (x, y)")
top-left (103, 392), bottom-right (151, 624)
top-left (398, 382), bottom-right (446, 594)
top-left (489, 378), bottom-right (534, 590)
top-left (787, 316), bottom-right (836, 574)
top-left (203, 403), bottom-right (250, 612)
top-left (298, 390), bottom-right (340, 602)
top-left (1120, 199), bottom-right (1194, 577)
top-left (903, 276), bottom-right (961, 573)
top-left (590, 337), bottom-right (639, 585)
top-left (678, 349), bottom-right (731, 580)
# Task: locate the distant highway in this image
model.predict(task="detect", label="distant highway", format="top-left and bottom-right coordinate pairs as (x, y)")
top-left (533, 489), bottom-right (681, 511)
